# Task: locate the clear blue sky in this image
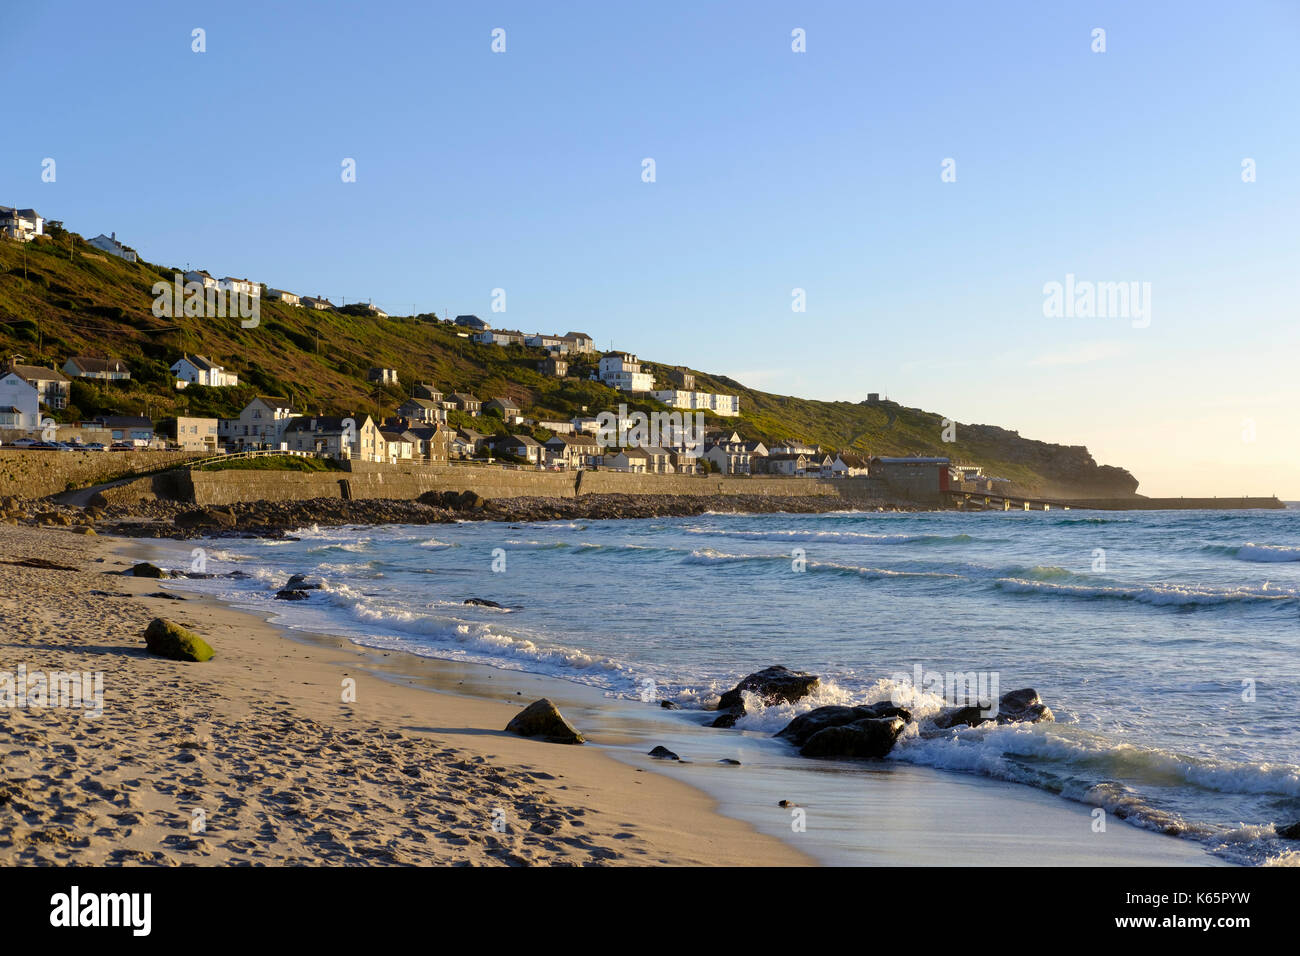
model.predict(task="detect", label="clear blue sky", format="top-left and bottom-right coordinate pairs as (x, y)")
top-left (3, 1), bottom-right (1297, 496)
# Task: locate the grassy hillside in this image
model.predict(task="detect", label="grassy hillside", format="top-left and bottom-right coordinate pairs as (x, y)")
top-left (0, 227), bottom-right (1138, 496)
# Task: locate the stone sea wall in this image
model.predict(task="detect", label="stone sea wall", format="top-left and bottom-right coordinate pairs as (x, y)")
top-left (0, 450), bottom-right (203, 500)
top-left (187, 464), bottom-right (877, 506)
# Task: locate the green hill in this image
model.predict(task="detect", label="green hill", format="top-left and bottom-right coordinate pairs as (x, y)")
top-left (0, 226), bottom-right (1138, 497)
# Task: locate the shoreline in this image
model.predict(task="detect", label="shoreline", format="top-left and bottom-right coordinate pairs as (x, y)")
top-left (1, 519), bottom-right (1240, 867)
top-left (136, 524), bottom-right (1230, 868)
top-left (0, 523), bottom-right (810, 865)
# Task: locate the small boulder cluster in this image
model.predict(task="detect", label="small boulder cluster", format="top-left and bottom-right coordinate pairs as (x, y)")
top-left (706, 665), bottom-right (1055, 761)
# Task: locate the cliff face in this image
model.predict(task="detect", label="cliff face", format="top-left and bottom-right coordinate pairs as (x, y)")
top-left (958, 423), bottom-right (1140, 499)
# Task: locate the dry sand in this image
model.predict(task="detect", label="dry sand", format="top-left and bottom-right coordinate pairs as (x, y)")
top-left (0, 524), bottom-right (809, 866)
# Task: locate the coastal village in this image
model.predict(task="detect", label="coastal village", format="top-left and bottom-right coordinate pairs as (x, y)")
top-left (1, 205), bottom-right (999, 500)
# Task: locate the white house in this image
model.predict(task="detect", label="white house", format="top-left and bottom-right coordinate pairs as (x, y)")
top-left (379, 430), bottom-right (415, 463)
top-left (266, 289), bottom-right (301, 306)
top-left (4, 360), bottom-right (69, 408)
top-left (182, 270), bottom-right (219, 290)
top-left (219, 276), bottom-right (260, 298)
top-left (599, 353), bottom-right (654, 392)
top-left (220, 396), bottom-right (300, 450)
top-left (0, 207), bottom-right (43, 242)
top-left (602, 448), bottom-right (651, 473)
top-left (651, 389), bottom-right (740, 417)
top-left (524, 333), bottom-right (568, 352)
top-left (0, 373), bottom-right (40, 429)
top-left (171, 354), bottom-right (238, 388)
top-left (832, 452), bottom-right (870, 477)
top-left (474, 329), bottom-right (525, 346)
top-left (86, 233), bottom-right (138, 262)
top-left (63, 356), bottom-right (131, 381)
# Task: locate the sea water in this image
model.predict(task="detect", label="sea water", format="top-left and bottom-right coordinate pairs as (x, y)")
top-left (162, 505), bottom-right (1300, 865)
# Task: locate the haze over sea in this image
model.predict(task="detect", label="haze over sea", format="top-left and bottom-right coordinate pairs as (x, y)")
top-left (169, 506), bottom-right (1300, 865)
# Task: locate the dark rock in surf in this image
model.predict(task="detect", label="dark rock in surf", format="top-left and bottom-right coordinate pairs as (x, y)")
top-left (712, 665), bottom-right (820, 728)
top-left (285, 573), bottom-right (322, 590)
top-left (932, 688), bottom-right (1054, 730)
top-left (648, 746), bottom-right (680, 760)
top-left (659, 700), bottom-right (680, 710)
top-left (275, 589), bottom-right (311, 601)
top-left (464, 597), bottom-right (503, 608)
top-left (799, 716), bottom-right (907, 760)
top-left (1277, 822), bottom-right (1300, 841)
top-left (775, 703), bottom-right (912, 747)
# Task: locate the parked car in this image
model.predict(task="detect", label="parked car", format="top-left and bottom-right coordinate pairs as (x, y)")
top-left (110, 442), bottom-right (134, 451)
top-left (10, 438), bottom-right (38, 448)
top-left (28, 441), bottom-right (58, 450)
top-left (83, 442), bottom-right (107, 452)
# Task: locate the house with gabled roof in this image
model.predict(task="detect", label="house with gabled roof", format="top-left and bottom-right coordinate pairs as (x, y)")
top-left (86, 233), bottom-right (138, 262)
top-left (450, 392), bottom-right (482, 416)
top-left (3, 359), bottom-right (70, 408)
top-left (171, 354), bottom-right (238, 388)
top-left (283, 414), bottom-right (382, 461)
top-left (63, 356), bottom-right (131, 381)
top-left (396, 397), bottom-right (447, 425)
top-left (220, 395), bottom-right (301, 450)
top-left (0, 206), bottom-right (43, 242)
top-left (496, 433), bottom-right (543, 464)
top-left (544, 432), bottom-right (602, 470)
top-left (484, 397), bottom-right (522, 424)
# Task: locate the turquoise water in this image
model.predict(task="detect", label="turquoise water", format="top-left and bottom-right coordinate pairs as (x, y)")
top-left (167, 505), bottom-right (1300, 864)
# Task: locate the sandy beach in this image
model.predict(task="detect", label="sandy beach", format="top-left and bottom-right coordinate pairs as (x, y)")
top-left (1, 520), bottom-right (1236, 868)
top-left (0, 524), bottom-right (809, 866)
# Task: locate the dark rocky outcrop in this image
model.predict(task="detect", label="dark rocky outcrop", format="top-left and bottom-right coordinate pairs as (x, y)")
top-left (504, 698), bottom-right (585, 745)
top-left (711, 666), bottom-right (820, 728)
top-left (931, 688), bottom-right (1054, 730)
top-left (143, 618), bottom-right (214, 662)
top-left (1278, 822), bottom-right (1300, 841)
top-left (648, 745), bottom-right (679, 760)
top-left (128, 562), bottom-right (167, 578)
top-left (775, 702), bottom-right (912, 747)
top-left (285, 573), bottom-right (322, 590)
top-left (275, 589), bottom-right (311, 601)
top-left (659, 700), bottom-right (680, 710)
top-left (799, 716), bottom-right (907, 760)
top-left (464, 598), bottom-right (503, 608)
top-left (174, 507), bottom-right (237, 530)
